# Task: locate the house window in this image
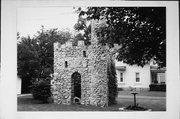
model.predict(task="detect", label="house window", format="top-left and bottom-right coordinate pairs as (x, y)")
top-left (83, 51), bottom-right (86, 57)
top-left (136, 72), bottom-right (140, 82)
top-left (65, 61), bottom-right (68, 68)
top-left (120, 73), bottom-right (123, 82)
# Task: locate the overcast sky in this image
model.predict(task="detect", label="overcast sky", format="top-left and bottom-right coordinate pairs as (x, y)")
top-left (17, 7), bottom-right (79, 38)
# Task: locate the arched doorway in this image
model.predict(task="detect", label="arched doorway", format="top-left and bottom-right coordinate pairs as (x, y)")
top-left (71, 72), bottom-right (81, 103)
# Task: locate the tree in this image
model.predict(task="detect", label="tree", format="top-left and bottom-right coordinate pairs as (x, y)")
top-left (76, 7), bottom-right (166, 68)
top-left (74, 16), bottom-right (91, 45)
top-left (17, 26), bottom-right (72, 87)
top-left (72, 33), bottom-right (84, 46)
top-left (107, 54), bottom-right (118, 105)
top-left (17, 35), bottom-right (40, 93)
top-left (33, 26), bottom-right (71, 79)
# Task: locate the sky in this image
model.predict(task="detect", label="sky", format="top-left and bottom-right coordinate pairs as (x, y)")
top-left (17, 7), bottom-right (79, 38)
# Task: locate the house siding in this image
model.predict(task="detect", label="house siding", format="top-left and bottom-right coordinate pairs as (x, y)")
top-left (115, 61), bottom-right (151, 89)
top-left (17, 76), bottom-right (22, 94)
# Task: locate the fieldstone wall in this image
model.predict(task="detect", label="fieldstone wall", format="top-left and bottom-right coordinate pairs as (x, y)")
top-left (51, 20), bottom-right (109, 107)
top-left (52, 44), bottom-right (90, 105)
top-left (87, 44), bottom-right (109, 107)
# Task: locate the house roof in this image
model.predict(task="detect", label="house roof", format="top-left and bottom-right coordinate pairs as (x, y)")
top-left (115, 66), bottom-right (126, 71)
top-left (150, 66), bottom-right (166, 73)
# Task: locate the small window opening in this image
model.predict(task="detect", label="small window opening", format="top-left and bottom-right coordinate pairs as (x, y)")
top-left (83, 51), bottom-right (86, 57)
top-left (65, 61), bottom-right (68, 68)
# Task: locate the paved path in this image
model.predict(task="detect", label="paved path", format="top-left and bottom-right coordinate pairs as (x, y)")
top-left (118, 95), bottom-right (166, 100)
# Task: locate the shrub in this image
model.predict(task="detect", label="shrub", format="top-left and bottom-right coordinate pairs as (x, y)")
top-left (149, 83), bottom-right (166, 91)
top-left (118, 88), bottom-right (123, 91)
top-left (31, 79), bottom-right (51, 103)
top-left (107, 55), bottom-right (118, 105)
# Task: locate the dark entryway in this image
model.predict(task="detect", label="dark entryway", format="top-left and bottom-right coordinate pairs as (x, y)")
top-left (71, 72), bottom-right (81, 103)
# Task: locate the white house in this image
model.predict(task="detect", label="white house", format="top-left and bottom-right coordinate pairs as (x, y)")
top-left (17, 76), bottom-right (22, 94)
top-left (115, 60), bottom-right (166, 90)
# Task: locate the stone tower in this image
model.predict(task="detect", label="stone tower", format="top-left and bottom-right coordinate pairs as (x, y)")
top-left (52, 20), bottom-right (109, 107)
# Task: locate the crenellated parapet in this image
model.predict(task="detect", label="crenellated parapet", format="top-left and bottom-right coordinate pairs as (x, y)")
top-left (54, 40), bottom-right (86, 49)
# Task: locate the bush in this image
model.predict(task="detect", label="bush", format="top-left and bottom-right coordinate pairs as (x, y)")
top-left (149, 83), bottom-right (166, 91)
top-left (31, 79), bottom-right (51, 103)
top-left (107, 56), bottom-right (118, 105)
top-left (118, 88), bottom-right (123, 91)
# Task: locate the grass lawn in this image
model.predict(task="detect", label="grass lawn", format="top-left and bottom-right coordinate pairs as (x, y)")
top-left (18, 95), bottom-right (118, 111)
top-left (18, 91), bottom-right (166, 111)
top-left (117, 97), bottom-right (166, 111)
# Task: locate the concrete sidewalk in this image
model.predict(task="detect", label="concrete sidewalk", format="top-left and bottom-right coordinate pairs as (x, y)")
top-left (118, 95), bottom-right (166, 100)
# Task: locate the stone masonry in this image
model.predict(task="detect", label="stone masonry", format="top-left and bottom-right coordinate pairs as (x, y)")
top-left (51, 20), bottom-right (110, 107)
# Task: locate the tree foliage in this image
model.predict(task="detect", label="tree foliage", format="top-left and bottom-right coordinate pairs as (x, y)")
top-left (31, 79), bottom-right (52, 103)
top-left (107, 54), bottom-right (118, 105)
top-left (72, 33), bottom-right (84, 46)
top-left (76, 7), bottom-right (166, 67)
top-left (74, 16), bottom-right (91, 45)
top-left (17, 26), bottom-right (72, 83)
